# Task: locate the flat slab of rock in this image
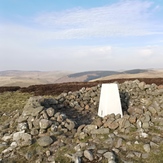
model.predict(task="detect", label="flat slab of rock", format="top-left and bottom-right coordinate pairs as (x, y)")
top-left (91, 128), bottom-right (110, 134)
top-left (13, 131), bottom-right (32, 146)
top-left (84, 150), bottom-right (93, 161)
top-left (37, 136), bottom-right (53, 147)
top-left (22, 106), bottom-right (44, 116)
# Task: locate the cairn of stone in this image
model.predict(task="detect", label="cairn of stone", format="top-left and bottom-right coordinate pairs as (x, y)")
top-left (0, 80), bottom-right (163, 162)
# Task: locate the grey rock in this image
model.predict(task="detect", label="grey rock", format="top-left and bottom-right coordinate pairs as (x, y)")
top-left (112, 148), bottom-right (119, 154)
top-left (30, 128), bottom-right (39, 136)
top-left (109, 161), bottom-right (116, 163)
top-left (103, 151), bottom-right (115, 161)
top-left (83, 125), bottom-right (97, 133)
top-left (108, 121), bottom-right (119, 130)
top-left (25, 96), bottom-right (44, 107)
top-left (47, 156), bottom-right (55, 162)
top-left (78, 132), bottom-right (88, 140)
top-left (2, 134), bottom-right (12, 141)
top-left (17, 115), bottom-right (28, 123)
top-left (97, 149), bottom-right (108, 154)
top-left (93, 118), bottom-right (103, 127)
top-left (27, 116), bottom-right (34, 129)
top-left (73, 156), bottom-right (81, 163)
top-left (39, 119), bottom-right (51, 129)
top-left (65, 153), bottom-right (82, 163)
top-left (10, 142), bottom-right (18, 148)
top-left (25, 151), bottom-right (34, 160)
top-left (0, 142), bottom-right (8, 148)
top-left (104, 137), bottom-right (114, 148)
top-left (151, 136), bottom-right (163, 143)
top-left (50, 124), bottom-right (58, 132)
top-left (117, 118), bottom-right (126, 129)
top-left (66, 152), bottom-right (83, 163)
top-left (91, 128), bottom-right (110, 135)
top-left (134, 152), bottom-right (141, 158)
top-left (37, 136), bottom-right (53, 147)
top-left (17, 122), bottom-right (28, 131)
top-left (2, 146), bottom-right (14, 155)
top-left (87, 144), bottom-right (96, 150)
top-left (65, 119), bottom-right (75, 130)
top-left (136, 119), bottom-right (142, 129)
top-left (148, 106), bottom-right (157, 115)
top-left (143, 144), bottom-right (150, 153)
top-left (141, 153), bottom-right (149, 159)
top-left (57, 113), bottom-right (67, 122)
top-left (129, 116), bottom-right (137, 124)
top-left (42, 110), bottom-right (48, 119)
top-left (84, 150), bottom-right (93, 161)
top-left (46, 150), bottom-right (51, 157)
top-left (124, 120), bottom-right (131, 129)
top-left (142, 122), bottom-right (150, 129)
top-left (128, 107), bottom-right (143, 115)
top-left (115, 138), bottom-right (123, 148)
top-left (74, 143), bottom-right (87, 151)
top-left (13, 131), bottom-right (32, 146)
top-left (138, 82), bottom-right (145, 90)
top-left (139, 131), bottom-right (148, 138)
top-left (46, 107), bottom-right (55, 117)
top-left (22, 106), bottom-right (44, 117)
top-left (126, 152), bottom-right (135, 158)
top-left (46, 98), bottom-right (58, 105)
top-left (33, 119), bottom-right (40, 129)
top-left (150, 142), bottom-right (159, 148)
top-left (141, 114), bottom-right (150, 122)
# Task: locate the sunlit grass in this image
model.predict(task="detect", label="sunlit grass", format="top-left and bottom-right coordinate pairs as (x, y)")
top-left (0, 91), bottom-right (33, 124)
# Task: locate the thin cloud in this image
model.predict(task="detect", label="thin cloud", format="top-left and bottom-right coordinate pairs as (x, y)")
top-left (1, 0), bottom-right (162, 41)
top-left (0, 0), bottom-right (163, 71)
top-left (34, 0), bottom-right (161, 38)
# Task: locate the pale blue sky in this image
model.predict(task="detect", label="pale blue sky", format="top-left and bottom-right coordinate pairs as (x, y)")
top-left (0, 0), bottom-right (163, 71)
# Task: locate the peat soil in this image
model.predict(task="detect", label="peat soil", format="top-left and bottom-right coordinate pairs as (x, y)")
top-left (0, 78), bottom-right (163, 96)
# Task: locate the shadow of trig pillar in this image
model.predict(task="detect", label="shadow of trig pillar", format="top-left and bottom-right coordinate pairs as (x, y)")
top-left (98, 83), bottom-right (123, 118)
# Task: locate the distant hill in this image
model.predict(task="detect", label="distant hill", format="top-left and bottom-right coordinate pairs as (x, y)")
top-left (68, 71), bottom-right (121, 81)
top-left (0, 70), bottom-right (41, 76)
top-left (90, 69), bottom-right (163, 81)
top-left (123, 69), bottom-right (149, 74)
top-left (55, 69), bottom-right (152, 83)
top-left (55, 71), bottom-right (118, 83)
top-left (0, 69), bottom-right (162, 87)
top-left (0, 70), bottom-right (71, 87)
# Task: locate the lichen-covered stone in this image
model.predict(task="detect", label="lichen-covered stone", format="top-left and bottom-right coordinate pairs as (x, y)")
top-left (13, 131), bottom-right (32, 146)
top-left (39, 119), bottom-right (51, 129)
top-left (37, 136), bottom-right (53, 147)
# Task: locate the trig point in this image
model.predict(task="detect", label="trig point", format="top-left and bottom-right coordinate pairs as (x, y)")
top-left (98, 83), bottom-right (123, 118)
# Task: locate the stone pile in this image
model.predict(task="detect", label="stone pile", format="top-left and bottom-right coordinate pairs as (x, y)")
top-left (0, 80), bottom-right (163, 163)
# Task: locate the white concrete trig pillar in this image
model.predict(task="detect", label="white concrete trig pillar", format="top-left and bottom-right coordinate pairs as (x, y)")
top-left (98, 83), bottom-right (123, 118)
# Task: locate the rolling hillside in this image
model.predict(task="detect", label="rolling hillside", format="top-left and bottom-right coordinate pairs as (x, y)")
top-left (0, 70), bottom-right (71, 87)
top-left (55, 69), bottom-right (152, 83)
top-left (90, 69), bottom-right (163, 81)
top-left (0, 69), bottom-right (162, 87)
